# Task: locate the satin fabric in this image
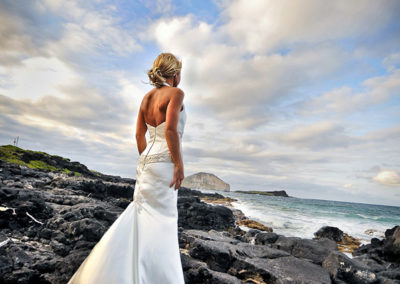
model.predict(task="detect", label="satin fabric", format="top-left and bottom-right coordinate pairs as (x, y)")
top-left (68, 105), bottom-right (186, 284)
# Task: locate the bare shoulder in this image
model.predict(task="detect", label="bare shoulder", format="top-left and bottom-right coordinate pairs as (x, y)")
top-left (168, 87), bottom-right (184, 100)
top-left (140, 89), bottom-right (155, 110)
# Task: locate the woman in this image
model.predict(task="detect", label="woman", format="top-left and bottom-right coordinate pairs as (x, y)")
top-left (68, 53), bottom-right (186, 284)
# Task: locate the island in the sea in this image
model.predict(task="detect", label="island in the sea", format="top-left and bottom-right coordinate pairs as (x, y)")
top-left (235, 190), bottom-right (290, 197)
top-left (181, 172), bottom-right (230, 192)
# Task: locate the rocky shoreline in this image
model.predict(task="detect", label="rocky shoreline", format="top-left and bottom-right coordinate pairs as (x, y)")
top-left (1, 159), bottom-right (399, 283)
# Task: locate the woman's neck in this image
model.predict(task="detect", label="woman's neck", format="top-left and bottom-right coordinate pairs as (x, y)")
top-left (164, 78), bottom-right (174, 87)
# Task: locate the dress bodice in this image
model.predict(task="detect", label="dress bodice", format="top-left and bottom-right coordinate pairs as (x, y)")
top-left (137, 105), bottom-right (186, 168)
top-left (145, 105), bottom-right (186, 155)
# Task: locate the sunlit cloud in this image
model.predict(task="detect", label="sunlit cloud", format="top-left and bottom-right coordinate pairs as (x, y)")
top-left (0, 0), bottom-right (399, 206)
top-left (373, 170), bottom-right (400, 186)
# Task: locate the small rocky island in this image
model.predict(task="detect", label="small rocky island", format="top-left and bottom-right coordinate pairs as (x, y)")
top-left (182, 172), bottom-right (230, 192)
top-left (235, 190), bottom-right (290, 197)
top-left (1, 145), bottom-right (400, 284)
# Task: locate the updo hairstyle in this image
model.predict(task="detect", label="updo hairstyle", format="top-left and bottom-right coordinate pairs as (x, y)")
top-left (147, 53), bottom-right (182, 88)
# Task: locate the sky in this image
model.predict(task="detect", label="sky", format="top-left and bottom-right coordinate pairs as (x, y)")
top-left (0, 0), bottom-right (399, 206)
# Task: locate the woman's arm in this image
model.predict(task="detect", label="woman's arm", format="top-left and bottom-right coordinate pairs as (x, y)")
top-left (135, 107), bottom-right (147, 155)
top-left (165, 88), bottom-right (185, 190)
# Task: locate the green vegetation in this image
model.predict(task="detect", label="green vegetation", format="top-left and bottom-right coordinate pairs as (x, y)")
top-left (90, 169), bottom-right (102, 177)
top-left (1, 144), bottom-right (88, 176)
top-left (61, 168), bottom-right (82, 176)
top-left (27, 160), bottom-right (58, 171)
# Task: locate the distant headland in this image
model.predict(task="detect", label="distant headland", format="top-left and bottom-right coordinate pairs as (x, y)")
top-left (234, 190), bottom-right (290, 197)
top-left (182, 172), bottom-right (230, 192)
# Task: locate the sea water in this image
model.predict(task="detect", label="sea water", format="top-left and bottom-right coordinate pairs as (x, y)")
top-left (197, 189), bottom-right (400, 244)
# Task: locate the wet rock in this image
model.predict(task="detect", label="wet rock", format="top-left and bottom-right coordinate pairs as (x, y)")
top-left (322, 251), bottom-right (377, 283)
top-left (254, 232), bottom-right (279, 245)
top-left (353, 254), bottom-right (386, 273)
top-left (181, 228), bottom-right (330, 283)
top-left (352, 224), bottom-right (400, 283)
top-left (383, 226), bottom-right (400, 262)
top-left (183, 229), bottom-right (240, 244)
top-left (177, 196), bottom-right (236, 231)
top-left (181, 254), bottom-right (242, 284)
top-left (236, 218), bottom-right (273, 232)
top-left (315, 226), bottom-right (361, 253)
top-left (235, 242), bottom-right (290, 259)
top-left (337, 233), bottom-right (362, 253)
top-left (271, 235), bottom-right (338, 265)
top-left (377, 268), bottom-right (400, 282)
top-left (243, 256), bottom-right (331, 283)
top-left (315, 226), bottom-right (344, 242)
top-left (189, 238), bottom-right (235, 272)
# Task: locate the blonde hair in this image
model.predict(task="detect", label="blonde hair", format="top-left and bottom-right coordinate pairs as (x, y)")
top-left (147, 53), bottom-right (182, 88)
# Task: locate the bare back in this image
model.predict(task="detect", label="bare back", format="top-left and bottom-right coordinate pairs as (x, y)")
top-left (140, 87), bottom-right (183, 127)
top-left (135, 85), bottom-right (185, 157)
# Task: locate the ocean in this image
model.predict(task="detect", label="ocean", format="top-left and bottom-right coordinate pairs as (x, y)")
top-left (197, 189), bottom-right (400, 244)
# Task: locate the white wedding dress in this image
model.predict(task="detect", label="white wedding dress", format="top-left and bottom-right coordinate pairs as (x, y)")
top-left (68, 101), bottom-right (187, 283)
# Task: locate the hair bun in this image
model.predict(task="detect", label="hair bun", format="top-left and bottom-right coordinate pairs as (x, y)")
top-left (147, 53), bottom-right (182, 88)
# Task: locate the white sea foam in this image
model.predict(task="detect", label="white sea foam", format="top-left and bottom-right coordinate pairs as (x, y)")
top-left (202, 189), bottom-right (399, 243)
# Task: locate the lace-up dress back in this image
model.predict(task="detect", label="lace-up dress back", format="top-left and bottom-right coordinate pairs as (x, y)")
top-left (68, 104), bottom-right (186, 284)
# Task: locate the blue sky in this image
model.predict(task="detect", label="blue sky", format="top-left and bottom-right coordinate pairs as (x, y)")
top-left (0, 0), bottom-right (399, 206)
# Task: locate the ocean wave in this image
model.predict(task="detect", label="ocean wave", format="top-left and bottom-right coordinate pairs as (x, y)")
top-left (227, 191), bottom-right (400, 241)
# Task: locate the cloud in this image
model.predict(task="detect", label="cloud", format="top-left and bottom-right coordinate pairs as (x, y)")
top-left (144, 0), bottom-right (400, 134)
top-left (274, 121), bottom-right (352, 149)
top-left (1, 0), bottom-right (399, 206)
top-left (140, 0), bottom-right (173, 15)
top-left (40, 0), bottom-right (141, 56)
top-left (0, 112), bottom-right (137, 177)
top-left (298, 68), bottom-right (400, 115)
top-left (383, 52), bottom-right (400, 71)
top-left (149, 15), bottom-right (358, 129)
top-left (0, 0), bottom-right (141, 70)
top-left (220, 0), bottom-right (400, 53)
top-left (0, 1), bottom-right (145, 142)
top-left (0, 76), bottom-right (139, 136)
top-left (362, 126), bottom-right (400, 143)
top-left (0, 57), bottom-right (81, 100)
top-left (0, 1), bottom-right (46, 66)
top-left (373, 170), bottom-right (400, 186)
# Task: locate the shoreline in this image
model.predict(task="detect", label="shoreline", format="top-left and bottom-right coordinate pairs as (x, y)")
top-left (197, 189), bottom-right (363, 255)
top-left (201, 188), bottom-right (396, 241)
top-left (1, 156), bottom-right (399, 283)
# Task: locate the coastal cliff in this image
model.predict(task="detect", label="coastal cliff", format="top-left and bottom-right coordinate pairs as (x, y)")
top-left (182, 172), bottom-right (230, 192)
top-left (1, 145), bottom-right (399, 283)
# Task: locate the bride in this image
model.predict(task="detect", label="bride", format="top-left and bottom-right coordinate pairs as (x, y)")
top-left (68, 53), bottom-right (186, 283)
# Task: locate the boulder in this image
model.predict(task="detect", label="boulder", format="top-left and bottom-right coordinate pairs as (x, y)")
top-left (181, 254), bottom-right (242, 284)
top-left (314, 226), bottom-right (344, 242)
top-left (322, 251), bottom-right (377, 283)
top-left (242, 256), bottom-right (331, 283)
top-left (254, 232), bottom-right (279, 245)
top-left (272, 235), bottom-right (338, 265)
top-left (177, 196), bottom-right (236, 231)
top-left (383, 226), bottom-right (400, 262)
